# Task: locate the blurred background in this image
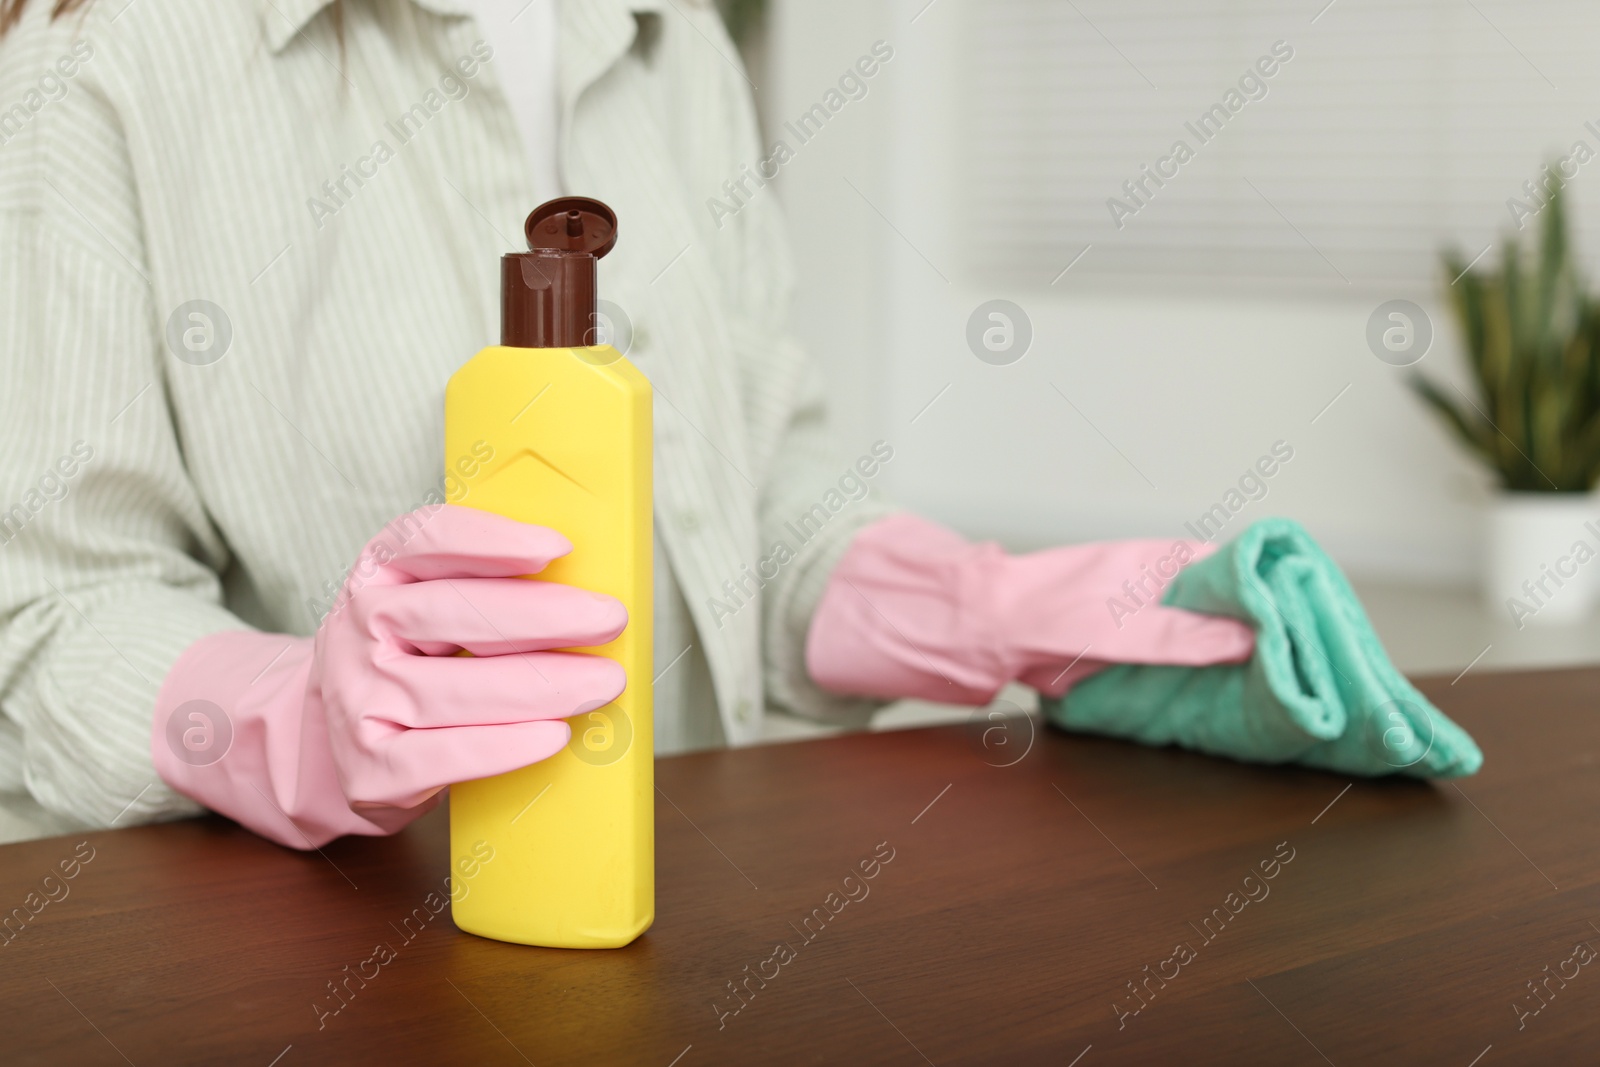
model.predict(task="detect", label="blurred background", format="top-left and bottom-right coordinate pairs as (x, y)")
top-left (715, 0), bottom-right (1600, 710)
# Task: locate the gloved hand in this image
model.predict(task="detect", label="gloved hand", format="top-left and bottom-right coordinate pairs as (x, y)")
top-left (151, 505), bottom-right (627, 849)
top-left (806, 513), bottom-right (1254, 705)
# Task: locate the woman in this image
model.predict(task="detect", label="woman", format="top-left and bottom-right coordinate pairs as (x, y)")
top-left (0, 0), bottom-right (1251, 846)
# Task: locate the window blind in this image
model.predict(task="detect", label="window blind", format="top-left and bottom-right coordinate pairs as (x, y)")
top-left (961, 0), bottom-right (1600, 289)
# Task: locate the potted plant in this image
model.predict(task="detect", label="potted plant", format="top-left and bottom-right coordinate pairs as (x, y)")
top-left (715, 0), bottom-right (768, 46)
top-left (1411, 182), bottom-right (1600, 626)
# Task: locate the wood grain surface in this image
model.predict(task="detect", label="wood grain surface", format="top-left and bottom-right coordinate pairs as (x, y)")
top-left (1, 666), bottom-right (1596, 1065)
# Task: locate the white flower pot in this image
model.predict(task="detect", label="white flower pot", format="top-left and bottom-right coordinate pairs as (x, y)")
top-left (1486, 492), bottom-right (1600, 627)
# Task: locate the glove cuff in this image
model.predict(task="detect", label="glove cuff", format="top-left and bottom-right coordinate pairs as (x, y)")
top-left (150, 630), bottom-right (397, 848)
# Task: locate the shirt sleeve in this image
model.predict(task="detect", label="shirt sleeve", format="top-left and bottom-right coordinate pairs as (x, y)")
top-left (748, 326), bottom-right (896, 728)
top-left (0, 13), bottom-right (244, 831)
top-left (684, 15), bottom-right (897, 726)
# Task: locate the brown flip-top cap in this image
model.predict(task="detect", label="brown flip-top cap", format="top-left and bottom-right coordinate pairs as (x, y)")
top-left (501, 197), bottom-right (618, 348)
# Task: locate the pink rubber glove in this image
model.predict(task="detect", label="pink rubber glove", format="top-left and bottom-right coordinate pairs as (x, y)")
top-left (151, 506), bottom-right (627, 849)
top-left (806, 513), bottom-right (1254, 705)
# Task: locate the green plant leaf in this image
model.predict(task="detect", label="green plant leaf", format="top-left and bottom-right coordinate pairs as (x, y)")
top-left (1418, 177), bottom-right (1600, 492)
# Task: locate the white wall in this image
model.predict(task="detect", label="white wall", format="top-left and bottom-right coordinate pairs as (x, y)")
top-left (765, 0), bottom-right (1492, 586)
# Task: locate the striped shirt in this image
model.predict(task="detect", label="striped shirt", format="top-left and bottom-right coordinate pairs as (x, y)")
top-left (0, 0), bottom-right (885, 841)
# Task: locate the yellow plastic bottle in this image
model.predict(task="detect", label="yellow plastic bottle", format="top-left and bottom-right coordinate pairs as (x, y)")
top-left (444, 197), bottom-right (653, 948)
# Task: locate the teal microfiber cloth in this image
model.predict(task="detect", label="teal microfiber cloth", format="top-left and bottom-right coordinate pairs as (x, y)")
top-left (1041, 518), bottom-right (1483, 779)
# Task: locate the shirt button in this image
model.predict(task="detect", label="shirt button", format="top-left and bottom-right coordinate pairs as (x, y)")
top-left (679, 510), bottom-right (700, 532)
top-left (735, 698), bottom-right (754, 722)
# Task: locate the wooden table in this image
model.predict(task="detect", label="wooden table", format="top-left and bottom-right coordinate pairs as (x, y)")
top-left (2, 667), bottom-right (1597, 1065)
